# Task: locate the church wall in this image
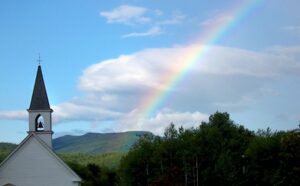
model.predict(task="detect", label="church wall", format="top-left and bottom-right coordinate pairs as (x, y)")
top-left (0, 136), bottom-right (80, 186)
top-left (36, 132), bottom-right (53, 148)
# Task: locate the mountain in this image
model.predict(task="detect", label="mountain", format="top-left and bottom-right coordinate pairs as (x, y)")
top-left (0, 142), bottom-right (17, 162)
top-left (53, 131), bottom-right (150, 154)
top-left (0, 142), bottom-right (17, 151)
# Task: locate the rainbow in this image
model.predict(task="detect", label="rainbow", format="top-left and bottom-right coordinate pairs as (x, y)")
top-left (139, 0), bottom-right (263, 118)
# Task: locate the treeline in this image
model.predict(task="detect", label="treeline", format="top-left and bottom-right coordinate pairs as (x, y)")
top-left (1, 112), bottom-right (300, 185)
top-left (59, 152), bottom-right (124, 169)
top-left (68, 162), bottom-right (119, 186)
top-left (61, 153), bottom-right (123, 185)
top-left (118, 112), bottom-right (300, 186)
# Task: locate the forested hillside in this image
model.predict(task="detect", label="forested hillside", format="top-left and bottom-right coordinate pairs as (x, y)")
top-left (0, 142), bottom-right (17, 162)
top-left (53, 131), bottom-right (150, 154)
top-left (117, 112), bottom-right (300, 185)
top-left (1, 112), bottom-right (300, 185)
top-left (0, 131), bottom-right (148, 169)
top-left (59, 152), bottom-right (124, 169)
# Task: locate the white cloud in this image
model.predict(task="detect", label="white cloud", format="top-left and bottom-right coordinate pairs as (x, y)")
top-left (122, 26), bottom-right (162, 38)
top-left (79, 45), bottom-right (297, 96)
top-left (283, 26), bottom-right (300, 32)
top-left (52, 102), bottom-right (124, 123)
top-left (2, 44), bottom-right (300, 133)
top-left (53, 129), bottom-right (87, 138)
top-left (0, 111), bottom-right (27, 120)
top-left (100, 5), bottom-right (150, 25)
top-left (77, 44), bottom-right (300, 114)
top-left (157, 11), bottom-right (186, 25)
top-left (154, 9), bottom-right (163, 16)
top-left (100, 6), bottom-right (186, 38)
top-left (201, 15), bottom-right (233, 27)
top-left (118, 110), bottom-right (209, 135)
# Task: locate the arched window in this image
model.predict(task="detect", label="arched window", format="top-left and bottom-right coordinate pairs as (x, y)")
top-left (35, 114), bottom-right (45, 131)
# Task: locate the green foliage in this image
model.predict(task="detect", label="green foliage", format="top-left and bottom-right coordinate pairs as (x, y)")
top-left (279, 130), bottom-right (300, 185)
top-left (58, 152), bottom-right (125, 169)
top-left (2, 112), bottom-right (300, 185)
top-left (68, 162), bottom-right (118, 186)
top-left (59, 153), bottom-right (124, 185)
top-left (119, 112), bottom-right (300, 186)
top-left (245, 129), bottom-right (300, 185)
top-left (0, 142), bottom-right (17, 162)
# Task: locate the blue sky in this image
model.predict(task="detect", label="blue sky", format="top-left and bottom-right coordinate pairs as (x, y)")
top-left (1, 0), bottom-right (300, 143)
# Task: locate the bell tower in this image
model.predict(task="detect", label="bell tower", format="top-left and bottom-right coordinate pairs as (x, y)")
top-left (27, 65), bottom-right (53, 148)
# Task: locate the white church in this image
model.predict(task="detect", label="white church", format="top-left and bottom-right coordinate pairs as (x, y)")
top-left (0, 65), bottom-right (82, 186)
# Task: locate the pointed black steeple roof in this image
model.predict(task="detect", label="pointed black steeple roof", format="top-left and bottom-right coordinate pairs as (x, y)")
top-left (29, 65), bottom-right (51, 110)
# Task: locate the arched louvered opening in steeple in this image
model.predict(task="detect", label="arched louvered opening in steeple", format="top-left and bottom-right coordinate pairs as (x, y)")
top-left (35, 114), bottom-right (45, 131)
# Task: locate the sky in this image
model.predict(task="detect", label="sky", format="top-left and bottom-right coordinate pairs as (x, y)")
top-left (1, 0), bottom-right (300, 143)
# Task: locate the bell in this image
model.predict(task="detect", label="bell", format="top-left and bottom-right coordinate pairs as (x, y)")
top-left (38, 121), bottom-right (44, 129)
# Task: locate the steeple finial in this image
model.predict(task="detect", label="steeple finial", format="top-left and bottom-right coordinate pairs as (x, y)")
top-left (37, 54), bottom-right (42, 66)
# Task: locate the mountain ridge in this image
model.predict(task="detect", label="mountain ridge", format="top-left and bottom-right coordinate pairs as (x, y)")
top-left (0, 131), bottom-right (151, 155)
top-left (53, 131), bottom-right (150, 154)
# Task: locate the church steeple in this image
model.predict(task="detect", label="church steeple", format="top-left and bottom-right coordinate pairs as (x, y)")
top-left (28, 65), bottom-right (53, 148)
top-left (29, 65), bottom-right (51, 110)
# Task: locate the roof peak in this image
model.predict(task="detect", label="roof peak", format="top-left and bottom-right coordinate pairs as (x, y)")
top-left (28, 65), bottom-right (51, 110)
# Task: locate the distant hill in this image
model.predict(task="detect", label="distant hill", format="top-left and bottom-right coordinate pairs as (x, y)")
top-left (0, 142), bottom-right (17, 162)
top-left (0, 131), bottom-right (150, 157)
top-left (0, 142), bottom-right (17, 151)
top-left (1, 131), bottom-right (149, 168)
top-left (53, 131), bottom-right (150, 154)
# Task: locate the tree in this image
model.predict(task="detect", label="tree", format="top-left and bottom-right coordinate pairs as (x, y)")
top-left (118, 112), bottom-right (300, 185)
top-left (278, 130), bottom-right (300, 185)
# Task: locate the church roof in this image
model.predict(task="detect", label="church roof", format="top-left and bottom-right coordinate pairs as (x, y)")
top-left (0, 133), bottom-right (82, 182)
top-left (29, 65), bottom-right (51, 110)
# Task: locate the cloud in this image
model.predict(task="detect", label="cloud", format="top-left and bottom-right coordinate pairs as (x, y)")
top-left (52, 102), bottom-right (124, 123)
top-left (267, 46), bottom-right (300, 58)
top-left (201, 15), bottom-right (233, 27)
top-left (265, 45), bottom-right (300, 73)
top-left (118, 109), bottom-right (209, 135)
top-left (100, 5), bottom-right (150, 25)
top-left (122, 26), bottom-right (162, 38)
top-left (157, 11), bottom-right (186, 25)
top-left (283, 26), bottom-right (300, 32)
top-left (79, 45), bottom-right (297, 95)
top-left (154, 9), bottom-right (163, 16)
top-left (100, 5), bottom-right (186, 38)
top-left (77, 45), bottom-right (300, 115)
top-left (0, 111), bottom-right (27, 120)
top-left (2, 45), bottom-right (300, 133)
top-left (53, 129), bottom-right (87, 138)
top-left (212, 95), bottom-right (255, 112)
